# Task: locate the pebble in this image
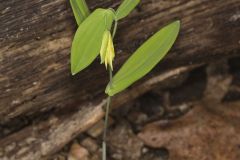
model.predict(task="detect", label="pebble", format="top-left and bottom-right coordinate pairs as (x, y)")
top-left (68, 143), bottom-right (89, 160)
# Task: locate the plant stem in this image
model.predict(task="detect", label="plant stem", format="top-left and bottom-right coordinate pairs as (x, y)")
top-left (112, 20), bottom-right (118, 39)
top-left (102, 19), bottom-right (117, 160)
top-left (102, 93), bottom-right (111, 160)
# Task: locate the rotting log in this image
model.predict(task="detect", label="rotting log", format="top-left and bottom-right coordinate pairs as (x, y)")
top-left (0, 0), bottom-right (240, 159)
top-left (0, 65), bottom-right (200, 160)
top-left (0, 0), bottom-right (240, 123)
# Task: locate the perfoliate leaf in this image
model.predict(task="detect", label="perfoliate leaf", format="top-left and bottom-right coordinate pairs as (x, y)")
top-left (70, 0), bottom-right (90, 25)
top-left (116, 0), bottom-right (140, 20)
top-left (71, 9), bottom-right (114, 75)
top-left (105, 20), bottom-right (180, 96)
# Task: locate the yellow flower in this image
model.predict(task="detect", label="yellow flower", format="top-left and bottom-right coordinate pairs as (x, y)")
top-left (100, 30), bottom-right (115, 70)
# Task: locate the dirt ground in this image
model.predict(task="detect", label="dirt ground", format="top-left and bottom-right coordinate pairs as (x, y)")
top-left (47, 59), bottom-right (240, 160)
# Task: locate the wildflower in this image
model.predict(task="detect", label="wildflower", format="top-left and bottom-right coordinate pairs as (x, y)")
top-left (100, 30), bottom-right (115, 70)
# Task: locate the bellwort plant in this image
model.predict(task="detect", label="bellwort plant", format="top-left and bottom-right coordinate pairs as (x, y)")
top-left (70, 0), bottom-right (180, 159)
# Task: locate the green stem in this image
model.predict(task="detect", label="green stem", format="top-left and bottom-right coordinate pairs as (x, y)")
top-left (112, 20), bottom-right (118, 39)
top-left (102, 19), bottom-right (117, 160)
top-left (102, 94), bottom-right (111, 160)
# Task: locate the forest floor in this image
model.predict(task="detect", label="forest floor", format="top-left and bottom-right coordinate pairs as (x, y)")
top-left (47, 59), bottom-right (240, 160)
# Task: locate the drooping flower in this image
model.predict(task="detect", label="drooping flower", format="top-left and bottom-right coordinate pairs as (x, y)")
top-left (100, 30), bottom-right (115, 70)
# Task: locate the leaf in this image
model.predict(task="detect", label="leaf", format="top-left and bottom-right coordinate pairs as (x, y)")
top-left (71, 9), bottom-right (114, 75)
top-left (116, 0), bottom-right (140, 20)
top-left (70, 0), bottom-right (90, 25)
top-left (105, 20), bottom-right (180, 96)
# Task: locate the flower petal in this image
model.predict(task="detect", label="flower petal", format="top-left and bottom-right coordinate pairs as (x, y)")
top-left (100, 30), bottom-right (110, 64)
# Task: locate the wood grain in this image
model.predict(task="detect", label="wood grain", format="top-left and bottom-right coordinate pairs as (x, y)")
top-left (0, 64), bottom-right (199, 160)
top-left (0, 0), bottom-right (239, 133)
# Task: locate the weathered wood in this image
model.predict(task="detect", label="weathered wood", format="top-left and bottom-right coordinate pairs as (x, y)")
top-left (0, 0), bottom-right (240, 123)
top-left (0, 65), bottom-right (200, 160)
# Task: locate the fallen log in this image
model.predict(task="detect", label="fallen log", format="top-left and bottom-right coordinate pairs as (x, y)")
top-left (0, 65), bottom-right (200, 160)
top-left (0, 0), bottom-right (240, 123)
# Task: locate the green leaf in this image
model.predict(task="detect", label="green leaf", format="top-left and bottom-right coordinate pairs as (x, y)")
top-left (70, 0), bottom-right (90, 25)
top-left (116, 0), bottom-right (140, 20)
top-left (105, 20), bottom-right (180, 96)
top-left (71, 9), bottom-right (114, 75)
